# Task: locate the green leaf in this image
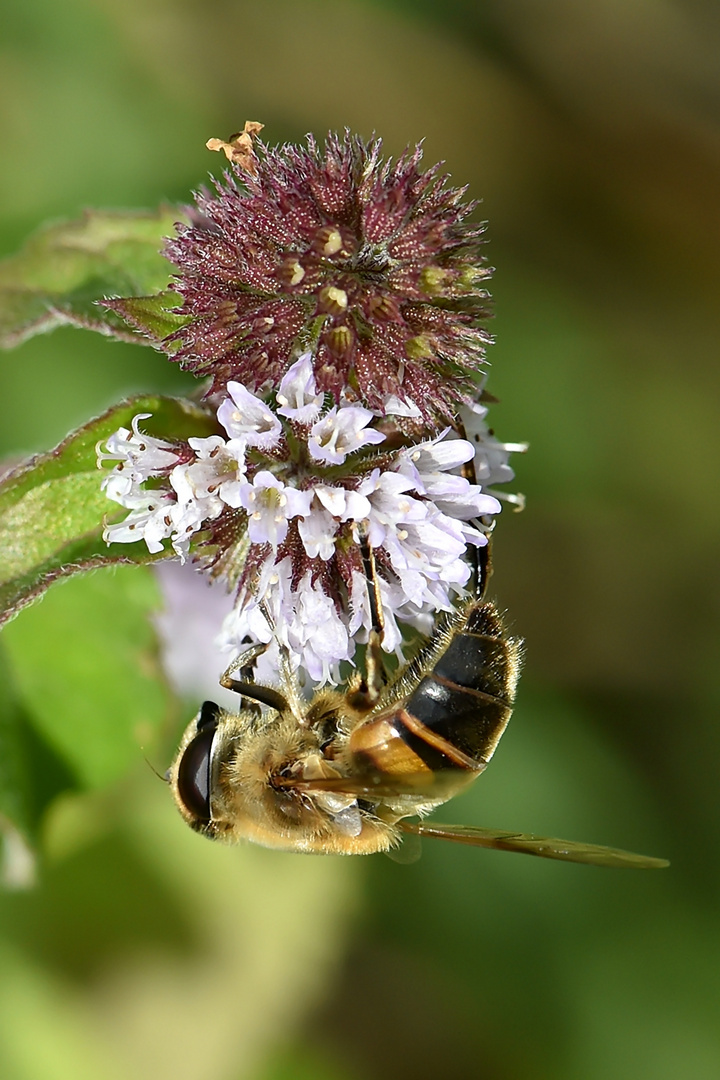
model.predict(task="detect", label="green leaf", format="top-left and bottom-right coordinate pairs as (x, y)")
top-left (1, 565), bottom-right (173, 790)
top-left (0, 395), bottom-right (217, 627)
top-left (101, 290), bottom-right (189, 346)
top-left (0, 208), bottom-right (187, 348)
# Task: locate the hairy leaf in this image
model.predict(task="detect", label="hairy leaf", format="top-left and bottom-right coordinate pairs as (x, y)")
top-left (0, 395), bottom-right (217, 627)
top-left (0, 208), bottom-right (187, 348)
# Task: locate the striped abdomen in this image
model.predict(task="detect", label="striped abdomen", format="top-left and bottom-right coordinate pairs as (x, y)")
top-left (348, 602), bottom-right (522, 782)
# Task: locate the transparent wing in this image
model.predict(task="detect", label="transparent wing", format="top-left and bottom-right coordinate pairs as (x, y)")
top-left (400, 821), bottom-right (669, 869)
top-left (273, 769), bottom-right (477, 801)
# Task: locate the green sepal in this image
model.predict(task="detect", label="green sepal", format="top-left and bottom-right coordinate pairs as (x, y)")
top-left (101, 290), bottom-right (189, 347)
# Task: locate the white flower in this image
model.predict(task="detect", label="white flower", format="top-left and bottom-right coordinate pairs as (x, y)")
top-left (383, 512), bottom-right (468, 591)
top-left (474, 434), bottom-right (526, 487)
top-left (459, 402), bottom-right (528, 488)
top-left (297, 505), bottom-right (339, 560)
top-left (275, 353), bottom-right (324, 423)
top-left (98, 414), bottom-right (180, 496)
top-left (167, 493), bottom-right (217, 560)
top-left (216, 557), bottom-right (293, 685)
top-left (217, 383), bottom-right (282, 448)
top-left (238, 471), bottom-right (312, 547)
top-left (348, 569), bottom-right (404, 654)
top-left (397, 430), bottom-right (502, 519)
top-left (285, 573), bottom-right (352, 684)
top-left (219, 559), bottom-right (351, 686)
top-left (314, 484), bottom-right (371, 521)
top-left (296, 483), bottom-right (372, 561)
top-left (174, 435), bottom-right (248, 509)
top-left (308, 405), bottom-right (385, 465)
top-left (98, 413), bottom-right (179, 473)
top-left (383, 393), bottom-right (422, 419)
top-left (399, 430), bottom-right (475, 480)
top-left (356, 469), bottom-right (428, 549)
top-left (103, 490), bottom-right (175, 554)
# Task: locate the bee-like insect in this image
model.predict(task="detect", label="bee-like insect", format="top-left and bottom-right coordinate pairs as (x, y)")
top-left (168, 539), bottom-right (668, 870)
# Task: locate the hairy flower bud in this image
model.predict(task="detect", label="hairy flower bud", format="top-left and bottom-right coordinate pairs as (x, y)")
top-left (163, 131), bottom-right (493, 426)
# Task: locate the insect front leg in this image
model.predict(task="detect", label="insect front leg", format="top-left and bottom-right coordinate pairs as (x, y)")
top-left (219, 644), bottom-right (291, 714)
top-left (223, 640), bottom-right (270, 680)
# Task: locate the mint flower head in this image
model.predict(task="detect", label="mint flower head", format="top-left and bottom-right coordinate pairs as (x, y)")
top-left (91, 125), bottom-right (526, 686)
top-left (97, 354), bottom-right (521, 684)
top-left (163, 129), bottom-right (493, 426)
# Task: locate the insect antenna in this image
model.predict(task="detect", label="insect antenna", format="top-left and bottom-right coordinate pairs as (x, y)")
top-left (144, 756), bottom-right (169, 783)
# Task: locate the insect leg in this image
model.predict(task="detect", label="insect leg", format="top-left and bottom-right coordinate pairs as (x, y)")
top-left (349, 526), bottom-right (388, 709)
top-left (219, 644), bottom-right (291, 714)
top-left (454, 415), bottom-right (492, 599)
top-left (223, 640), bottom-right (269, 678)
top-left (255, 600), bottom-right (307, 721)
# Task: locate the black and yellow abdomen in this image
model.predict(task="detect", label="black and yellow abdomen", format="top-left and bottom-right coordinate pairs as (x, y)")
top-left (348, 600), bottom-right (522, 780)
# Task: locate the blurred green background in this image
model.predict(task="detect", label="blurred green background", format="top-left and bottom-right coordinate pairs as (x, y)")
top-left (1, 1), bottom-right (719, 1077)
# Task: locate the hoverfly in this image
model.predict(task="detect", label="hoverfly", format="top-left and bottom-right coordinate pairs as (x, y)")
top-left (168, 537), bottom-right (668, 870)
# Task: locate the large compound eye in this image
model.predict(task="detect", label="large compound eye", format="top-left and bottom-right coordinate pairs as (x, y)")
top-left (176, 709), bottom-right (218, 822)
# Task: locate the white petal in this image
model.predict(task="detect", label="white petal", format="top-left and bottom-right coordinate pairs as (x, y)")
top-left (298, 508), bottom-right (339, 560)
top-left (402, 433), bottom-right (475, 474)
top-left (383, 393), bottom-right (422, 418)
top-left (218, 383), bottom-right (282, 447)
top-left (308, 405), bottom-right (385, 465)
top-left (340, 489), bottom-right (372, 521)
top-left (283, 486), bottom-right (313, 519)
top-left (187, 434), bottom-right (227, 458)
top-left (314, 484), bottom-right (348, 516)
top-left (104, 494), bottom-right (176, 554)
top-left (102, 470), bottom-right (136, 502)
top-left (276, 353), bottom-right (324, 423)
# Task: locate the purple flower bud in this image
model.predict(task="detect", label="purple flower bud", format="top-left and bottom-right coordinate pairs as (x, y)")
top-left (163, 132), bottom-right (493, 426)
